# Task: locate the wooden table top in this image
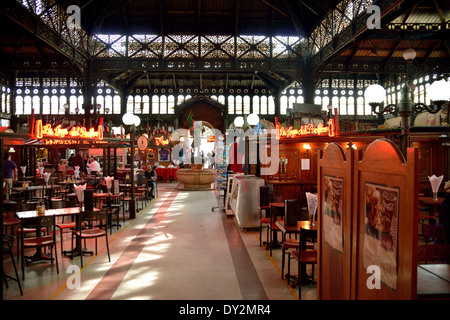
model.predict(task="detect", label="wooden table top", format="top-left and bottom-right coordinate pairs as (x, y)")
top-left (276, 220), bottom-right (318, 233)
top-left (15, 207), bottom-right (99, 219)
top-left (419, 197), bottom-right (445, 205)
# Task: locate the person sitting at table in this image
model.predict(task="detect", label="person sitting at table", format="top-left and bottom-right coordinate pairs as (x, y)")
top-left (87, 157), bottom-right (101, 175)
top-left (144, 165), bottom-right (157, 199)
top-left (438, 180), bottom-right (450, 243)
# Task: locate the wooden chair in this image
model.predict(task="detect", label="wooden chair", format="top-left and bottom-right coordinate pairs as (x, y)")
top-left (418, 244), bottom-right (450, 264)
top-left (422, 224), bottom-right (446, 244)
top-left (16, 201), bottom-right (47, 262)
top-left (55, 199), bottom-right (78, 255)
top-left (72, 209), bottom-right (111, 268)
top-left (287, 227), bottom-right (317, 299)
top-left (2, 235), bottom-right (23, 296)
top-left (258, 186), bottom-right (271, 247)
top-left (20, 214), bottom-right (59, 280)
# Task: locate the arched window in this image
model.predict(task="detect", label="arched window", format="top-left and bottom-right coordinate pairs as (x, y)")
top-left (322, 96), bottom-right (330, 111)
top-left (77, 96), bottom-right (84, 114)
top-left (235, 95), bottom-right (242, 114)
top-left (332, 97), bottom-right (339, 114)
top-left (288, 96), bottom-right (296, 114)
top-left (347, 97), bottom-right (355, 115)
top-left (228, 96), bottom-right (235, 114)
top-left (177, 95), bottom-right (185, 106)
top-left (168, 95), bottom-right (175, 114)
top-left (50, 96), bottom-right (59, 115)
top-left (268, 96), bottom-right (275, 114)
top-left (280, 96), bottom-right (288, 115)
top-left (160, 95), bottom-right (167, 114)
top-left (96, 96), bottom-right (104, 114)
top-left (134, 95), bottom-right (142, 113)
top-left (243, 95), bottom-right (250, 114)
top-left (218, 95), bottom-right (225, 106)
top-left (105, 95), bottom-right (113, 114)
top-left (33, 96), bottom-right (40, 114)
top-left (260, 96), bottom-right (268, 114)
top-left (296, 96), bottom-right (304, 104)
top-left (127, 96), bottom-right (134, 113)
top-left (15, 96), bottom-right (24, 115)
top-left (314, 96), bottom-right (321, 106)
top-left (252, 96), bottom-right (260, 114)
top-left (340, 97), bottom-right (347, 115)
top-left (356, 97), bottom-right (364, 115)
top-left (142, 95), bottom-right (150, 114)
top-left (152, 95), bottom-right (159, 114)
top-left (113, 95), bottom-right (121, 114)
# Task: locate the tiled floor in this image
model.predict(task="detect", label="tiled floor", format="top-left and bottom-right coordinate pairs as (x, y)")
top-left (2, 183), bottom-right (317, 300)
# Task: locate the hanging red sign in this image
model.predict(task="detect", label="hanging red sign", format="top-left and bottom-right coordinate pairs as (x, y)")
top-left (278, 119), bottom-right (336, 138)
top-left (35, 119), bottom-right (103, 140)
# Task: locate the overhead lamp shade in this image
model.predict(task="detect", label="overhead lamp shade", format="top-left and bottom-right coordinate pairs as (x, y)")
top-left (364, 84), bottom-right (386, 104)
top-left (234, 116), bottom-right (244, 128)
top-left (402, 48), bottom-right (417, 61)
top-left (247, 113), bottom-right (260, 126)
top-left (122, 113), bottom-right (135, 125)
top-left (428, 79), bottom-right (450, 102)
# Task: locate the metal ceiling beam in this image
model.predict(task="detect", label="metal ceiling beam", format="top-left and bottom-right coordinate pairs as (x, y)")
top-left (0, 0), bottom-right (88, 69)
top-left (310, 0), bottom-right (422, 73)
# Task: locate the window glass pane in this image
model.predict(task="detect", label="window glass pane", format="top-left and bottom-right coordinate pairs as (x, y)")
top-left (127, 96), bottom-right (134, 113)
top-left (260, 96), bottom-right (267, 114)
top-left (177, 95), bottom-right (185, 105)
top-left (105, 95), bottom-right (113, 114)
top-left (142, 95), bottom-right (150, 113)
top-left (16, 96), bottom-right (24, 115)
top-left (280, 96), bottom-right (288, 115)
top-left (134, 95), bottom-right (142, 114)
top-left (340, 97), bottom-right (347, 115)
top-left (356, 97), bottom-right (364, 115)
top-left (113, 95), bottom-right (121, 114)
top-left (152, 96), bottom-right (159, 114)
top-left (243, 96), bottom-right (250, 114)
top-left (252, 96), bottom-right (260, 114)
top-left (168, 95), bottom-right (175, 114)
top-left (218, 95), bottom-right (225, 105)
top-left (235, 96), bottom-right (242, 114)
top-left (96, 96), bottom-right (104, 114)
top-left (33, 96), bottom-right (40, 114)
top-left (50, 96), bottom-right (59, 115)
top-left (268, 96), bottom-right (275, 114)
top-left (347, 97), bottom-right (355, 115)
top-left (322, 96), bottom-right (330, 111)
top-left (77, 96), bottom-right (84, 114)
top-left (314, 96), bottom-right (321, 106)
top-left (228, 96), bottom-right (235, 114)
top-left (332, 97), bottom-right (339, 114)
top-left (160, 95), bottom-right (167, 114)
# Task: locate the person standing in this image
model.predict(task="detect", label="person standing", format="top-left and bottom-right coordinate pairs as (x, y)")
top-left (144, 165), bottom-right (157, 198)
top-left (72, 150), bottom-right (85, 170)
top-left (3, 152), bottom-right (17, 200)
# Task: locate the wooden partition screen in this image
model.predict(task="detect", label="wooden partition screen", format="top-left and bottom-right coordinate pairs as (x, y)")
top-left (352, 139), bottom-right (418, 299)
top-left (317, 139), bottom-right (419, 300)
top-left (317, 143), bottom-right (354, 299)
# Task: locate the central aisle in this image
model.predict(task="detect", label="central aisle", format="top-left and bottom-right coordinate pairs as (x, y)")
top-left (51, 184), bottom-right (296, 300)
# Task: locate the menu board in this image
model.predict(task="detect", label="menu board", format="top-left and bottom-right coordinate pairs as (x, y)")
top-left (363, 182), bottom-right (399, 291)
top-left (323, 175), bottom-right (344, 253)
